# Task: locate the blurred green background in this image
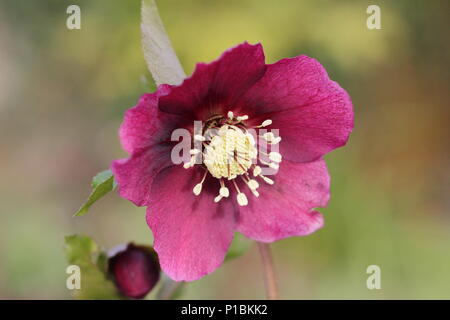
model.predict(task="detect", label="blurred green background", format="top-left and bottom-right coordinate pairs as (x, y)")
top-left (0, 0), bottom-right (448, 299)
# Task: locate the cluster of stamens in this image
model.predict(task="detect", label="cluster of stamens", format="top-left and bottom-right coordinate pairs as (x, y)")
top-left (183, 111), bottom-right (282, 206)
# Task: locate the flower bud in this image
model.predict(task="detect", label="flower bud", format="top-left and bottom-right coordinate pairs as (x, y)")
top-left (108, 243), bottom-right (160, 299)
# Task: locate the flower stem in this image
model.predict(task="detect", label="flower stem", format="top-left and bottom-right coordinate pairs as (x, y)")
top-left (257, 242), bottom-right (279, 300)
top-left (156, 277), bottom-right (185, 300)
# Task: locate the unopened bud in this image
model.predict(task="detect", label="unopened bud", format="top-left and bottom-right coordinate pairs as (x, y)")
top-left (108, 243), bottom-right (160, 299)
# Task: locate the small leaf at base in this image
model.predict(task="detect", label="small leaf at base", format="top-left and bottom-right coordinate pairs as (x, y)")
top-left (74, 170), bottom-right (116, 217)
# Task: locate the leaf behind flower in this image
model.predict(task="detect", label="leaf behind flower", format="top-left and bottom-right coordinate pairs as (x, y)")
top-left (64, 235), bottom-right (120, 300)
top-left (141, 0), bottom-right (186, 86)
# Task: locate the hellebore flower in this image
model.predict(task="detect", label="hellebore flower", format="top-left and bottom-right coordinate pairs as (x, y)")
top-left (112, 43), bottom-right (353, 281)
top-left (109, 243), bottom-right (160, 299)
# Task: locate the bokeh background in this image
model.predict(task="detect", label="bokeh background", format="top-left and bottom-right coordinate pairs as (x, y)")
top-left (0, 0), bottom-right (448, 299)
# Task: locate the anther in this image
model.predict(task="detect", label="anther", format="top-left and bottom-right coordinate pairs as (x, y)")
top-left (237, 193), bottom-right (248, 206)
top-left (194, 135), bottom-right (206, 142)
top-left (220, 187), bottom-right (230, 197)
top-left (269, 137), bottom-right (282, 145)
top-left (218, 180), bottom-right (230, 198)
top-left (236, 115), bottom-right (249, 121)
top-left (231, 180), bottom-right (248, 206)
top-left (260, 175), bottom-right (274, 185)
top-left (189, 149), bottom-right (200, 155)
top-left (268, 162), bottom-right (279, 170)
top-left (260, 119), bottom-right (272, 127)
top-left (269, 152), bottom-right (282, 163)
top-left (256, 119), bottom-right (272, 128)
top-left (253, 165), bottom-right (262, 176)
top-left (247, 179), bottom-right (259, 190)
top-left (183, 156), bottom-right (196, 169)
top-left (261, 132), bottom-right (281, 145)
top-left (192, 171), bottom-right (208, 196)
top-left (263, 132), bottom-right (275, 142)
top-left (193, 183), bottom-right (202, 196)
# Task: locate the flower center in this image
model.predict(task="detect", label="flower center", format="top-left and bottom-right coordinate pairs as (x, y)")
top-left (204, 124), bottom-right (257, 180)
top-left (183, 111), bottom-right (282, 206)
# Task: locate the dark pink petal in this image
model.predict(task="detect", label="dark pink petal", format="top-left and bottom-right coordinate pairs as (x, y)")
top-left (146, 165), bottom-right (237, 281)
top-left (111, 144), bottom-right (172, 207)
top-left (113, 85), bottom-right (192, 207)
top-left (119, 85), bottom-right (171, 154)
top-left (159, 42), bottom-right (266, 120)
top-left (239, 56), bottom-right (353, 162)
top-left (236, 159), bottom-right (329, 242)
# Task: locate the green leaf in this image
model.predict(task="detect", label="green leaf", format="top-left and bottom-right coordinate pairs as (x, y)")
top-left (64, 235), bottom-right (120, 300)
top-left (74, 170), bottom-right (116, 217)
top-left (225, 233), bottom-right (253, 262)
top-left (96, 251), bottom-right (109, 274)
top-left (141, 0), bottom-right (186, 86)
